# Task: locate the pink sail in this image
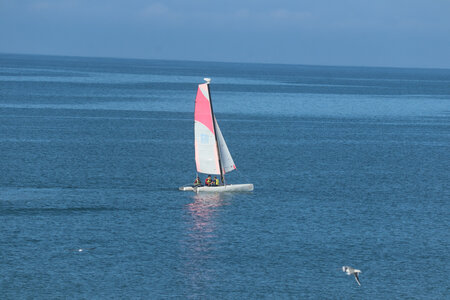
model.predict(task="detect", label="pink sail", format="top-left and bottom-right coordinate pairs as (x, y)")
top-left (194, 83), bottom-right (221, 174)
top-left (194, 82), bottom-right (236, 175)
top-left (194, 84), bottom-right (215, 134)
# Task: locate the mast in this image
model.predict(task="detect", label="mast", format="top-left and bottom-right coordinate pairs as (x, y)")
top-left (205, 78), bottom-right (225, 185)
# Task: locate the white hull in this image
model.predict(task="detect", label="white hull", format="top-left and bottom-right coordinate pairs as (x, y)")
top-left (179, 184), bottom-right (253, 193)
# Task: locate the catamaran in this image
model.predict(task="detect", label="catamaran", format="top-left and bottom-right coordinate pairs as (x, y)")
top-left (179, 78), bottom-right (254, 193)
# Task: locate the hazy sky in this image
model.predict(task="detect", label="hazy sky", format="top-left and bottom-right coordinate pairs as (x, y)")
top-left (1, 0), bottom-right (449, 68)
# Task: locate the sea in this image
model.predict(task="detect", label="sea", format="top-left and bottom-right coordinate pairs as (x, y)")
top-left (0, 53), bottom-right (449, 299)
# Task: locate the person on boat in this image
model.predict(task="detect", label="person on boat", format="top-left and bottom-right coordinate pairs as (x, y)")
top-left (214, 176), bottom-right (219, 186)
top-left (193, 176), bottom-right (201, 187)
top-left (205, 175), bottom-right (212, 186)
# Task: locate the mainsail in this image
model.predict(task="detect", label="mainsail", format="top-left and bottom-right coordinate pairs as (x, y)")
top-left (194, 82), bottom-right (236, 176)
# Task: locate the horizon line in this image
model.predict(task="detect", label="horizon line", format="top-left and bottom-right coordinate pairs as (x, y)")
top-left (1, 51), bottom-right (449, 72)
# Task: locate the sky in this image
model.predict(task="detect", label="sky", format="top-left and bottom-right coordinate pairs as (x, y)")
top-left (1, 0), bottom-right (449, 68)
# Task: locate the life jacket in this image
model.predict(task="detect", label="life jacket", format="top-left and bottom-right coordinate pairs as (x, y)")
top-left (215, 178), bottom-right (219, 185)
top-left (205, 177), bottom-right (211, 185)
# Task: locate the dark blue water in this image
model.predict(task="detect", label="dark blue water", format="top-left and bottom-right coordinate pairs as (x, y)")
top-left (1, 53), bottom-right (449, 299)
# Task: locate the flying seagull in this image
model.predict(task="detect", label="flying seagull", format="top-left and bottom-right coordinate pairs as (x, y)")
top-left (342, 266), bottom-right (362, 286)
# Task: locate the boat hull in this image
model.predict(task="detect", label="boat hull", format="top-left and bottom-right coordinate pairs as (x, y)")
top-left (179, 184), bottom-right (253, 193)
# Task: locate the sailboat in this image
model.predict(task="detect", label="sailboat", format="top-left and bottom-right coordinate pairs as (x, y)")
top-left (179, 78), bottom-right (254, 193)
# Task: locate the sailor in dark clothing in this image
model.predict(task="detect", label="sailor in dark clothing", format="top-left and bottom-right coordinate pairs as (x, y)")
top-left (193, 176), bottom-right (202, 187)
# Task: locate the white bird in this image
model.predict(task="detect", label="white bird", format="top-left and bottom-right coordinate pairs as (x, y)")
top-left (204, 78), bottom-right (211, 84)
top-left (342, 266), bottom-right (362, 286)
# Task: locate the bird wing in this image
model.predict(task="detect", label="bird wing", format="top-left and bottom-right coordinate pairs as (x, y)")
top-left (354, 273), bottom-right (361, 286)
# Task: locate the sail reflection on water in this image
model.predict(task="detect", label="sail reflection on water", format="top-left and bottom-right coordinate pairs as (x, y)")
top-left (187, 193), bottom-right (227, 234)
top-left (180, 193), bottom-right (232, 296)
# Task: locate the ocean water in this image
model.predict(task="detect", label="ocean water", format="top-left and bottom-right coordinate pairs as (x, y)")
top-left (0, 53), bottom-right (449, 299)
